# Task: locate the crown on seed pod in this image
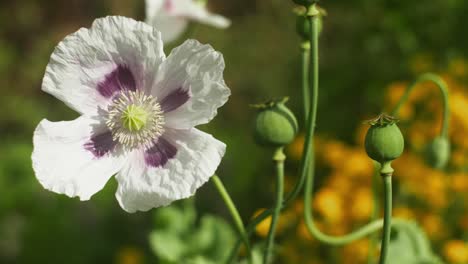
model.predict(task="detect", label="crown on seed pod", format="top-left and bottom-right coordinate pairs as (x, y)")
top-left (364, 113), bottom-right (404, 175)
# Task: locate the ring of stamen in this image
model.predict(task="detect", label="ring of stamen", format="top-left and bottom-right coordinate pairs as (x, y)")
top-left (106, 90), bottom-right (164, 150)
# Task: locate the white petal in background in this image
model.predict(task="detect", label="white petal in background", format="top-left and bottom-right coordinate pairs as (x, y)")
top-left (115, 128), bottom-right (226, 213)
top-left (42, 16), bottom-right (165, 115)
top-left (32, 116), bottom-right (124, 201)
top-left (153, 39), bottom-right (231, 129)
top-left (145, 0), bottom-right (230, 43)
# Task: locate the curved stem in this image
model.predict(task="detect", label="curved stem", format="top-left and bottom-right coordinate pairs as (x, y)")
top-left (391, 73), bottom-right (450, 137)
top-left (211, 175), bottom-right (252, 263)
top-left (263, 148), bottom-right (286, 264)
top-left (226, 31), bottom-right (313, 264)
top-left (378, 175), bottom-right (393, 264)
top-left (302, 6), bottom-right (404, 245)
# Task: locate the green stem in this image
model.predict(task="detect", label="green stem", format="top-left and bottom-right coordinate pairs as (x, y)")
top-left (378, 175), bottom-right (393, 264)
top-left (211, 175), bottom-right (252, 263)
top-left (367, 167), bottom-right (380, 264)
top-left (263, 148), bottom-right (286, 264)
top-left (391, 73), bottom-right (450, 137)
top-left (302, 5), bottom-right (404, 245)
top-left (226, 29), bottom-right (312, 264)
top-left (301, 41), bottom-right (311, 119)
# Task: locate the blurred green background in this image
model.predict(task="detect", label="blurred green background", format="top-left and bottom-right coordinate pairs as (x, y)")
top-left (2, 0), bottom-right (468, 263)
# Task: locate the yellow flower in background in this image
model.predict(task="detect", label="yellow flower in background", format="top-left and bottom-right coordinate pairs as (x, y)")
top-left (253, 208), bottom-right (294, 237)
top-left (342, 151), bottom-right (373, 179)
top-left (450, 173), bottom-right (468, 193)
top-left (253, 208), bottom-right (275, 238)
top-left (115, 246), bottom-right (144, 264)
top-left (355, 123), bottom-right (369, 146)
top-left (451, 91), bottom-right (468, 131)
top-left (341, 239), bottom-right (370, 264)
top-left (320, 140), bottom-right (349, 169)
top-left (423, 171), bottom-right (448, 209)
top-left (287, 133), bottom-right (305, 161)
top-left (297, 219), bottom-right (314, 241)
top-left (449, 58), bottom-right (468, 77)
top-left (393, 206), bottom-right (416, 220)
top-left (313, 188), bottom-right (344, 223)
top-left (459, 215), bottom-right (468, 231)
top-left (326, 173), bottom-right (353, 196)
top-left (421, 213), bottom-right (445, 240)
top-left (443, 240), bottom-right (468, 264)
top-left (451, 149), bottom-right (466, 168)
top-left (386, 82), bottom-right (408, 106)
top-left (409, 53), bottom-right (434, 74)
top-left (349, 188), bottom-right (374, 222)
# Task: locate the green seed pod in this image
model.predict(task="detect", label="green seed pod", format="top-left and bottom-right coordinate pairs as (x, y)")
top-left (253, 98), bottom-right (298, 147)
top-left (425, 136), bottom-right (450, 169)
top-left (364, 114), bottom-right (404, 174)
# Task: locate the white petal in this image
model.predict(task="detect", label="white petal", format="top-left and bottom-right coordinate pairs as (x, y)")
top-left (153, 39), bottom-right (230, 129)
top-left (145, 0), bottom-right (230, 43)
top-left (115, 128), bottom-right (226, 213)
top-left (179, 1), bottom-right (231, 29)
top-left (43, 16), bottom-right (165, 115)
top-left (145, 0), bottom-right (189, 43)
top-left (32, 116), bottom-right (124, 201)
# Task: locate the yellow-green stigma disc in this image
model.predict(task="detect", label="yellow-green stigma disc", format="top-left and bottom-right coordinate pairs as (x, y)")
top-left (121, 105), bottom-right (148, 131)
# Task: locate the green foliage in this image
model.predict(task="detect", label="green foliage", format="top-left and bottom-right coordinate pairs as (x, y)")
top-left (388, 221), bottom-right (443, 264)
top-left (149, 201), bottom-right (236, 264)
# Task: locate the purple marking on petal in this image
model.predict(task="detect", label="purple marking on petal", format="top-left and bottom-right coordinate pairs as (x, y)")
top-left (159, 87), bottom-right (190, 112)
top-left (144, 137), bottom-right (177, 167)
top-left (84, 131), bottom-right (117, 158)
top-left (98, 64), bottom-right (137, 98)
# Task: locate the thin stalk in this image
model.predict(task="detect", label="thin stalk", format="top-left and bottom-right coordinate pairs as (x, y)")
top-left (211, 175), bottom-right (252, 263)
top-left (301, 41), bottom-right (311, 119)
top-left (226, 33), bottom-right (312, 264)
top-left (302, 6), bottom-right (404, 245)
top-left (378, 175), bottom-right (393, 264)
top-left (263, 148), bottom-right (286, 264)
top-left (367, 168), bottom-right (380, 264)
top-left (391, 73), bottom-right (450, 137)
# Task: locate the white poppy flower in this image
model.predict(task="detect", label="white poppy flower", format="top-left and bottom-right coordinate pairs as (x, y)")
top-left (145, 0), bottom-right (231, 43)
top-left (32, 16), bottom-right (230, 213)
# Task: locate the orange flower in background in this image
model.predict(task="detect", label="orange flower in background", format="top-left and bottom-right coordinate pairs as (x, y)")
top-left (279, 64), bottom-right (468, 262)
top-left (116, 246), bottom-right (144, 264)
top-left (450, 173), bottom-right (468, 193)
top-left (341, 239), bottom-right (370, 264)
top-left (349, 188), bottom-right (374, 222)
top-left (449, 58), bottom-right (468, 77)
top-left (319, 140), bottom-right (350, 169)
top-left (420, 213), bottom-right (446, 241)
top-left (409, 53), bottom-right (434, 74)
top-left (313, 188), bottom-right (344, 223)
top-left (393, 206), bottom-right (416, 220)
top-left (443, 240), bottom-right (468, 264)
top-left (253, 208), bottom-right (295, 237)
top-left (287, 133), bottom-right (305, 161)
